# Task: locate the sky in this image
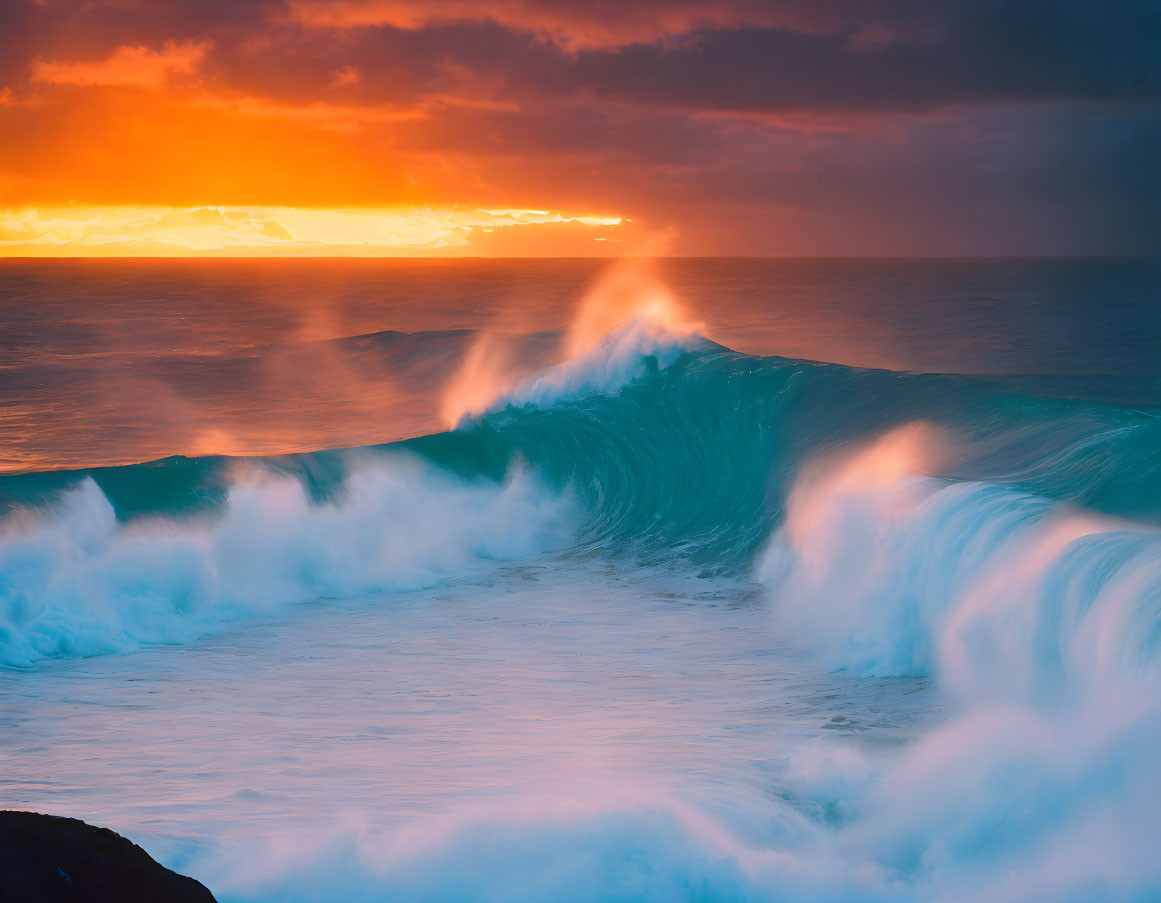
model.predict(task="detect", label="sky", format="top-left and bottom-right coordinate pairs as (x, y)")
top-left (0, 0), bottom-right (1157, 256)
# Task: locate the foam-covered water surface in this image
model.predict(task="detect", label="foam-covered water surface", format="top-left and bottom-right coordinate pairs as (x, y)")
top-left (0, 558), bottom-right (938, 901)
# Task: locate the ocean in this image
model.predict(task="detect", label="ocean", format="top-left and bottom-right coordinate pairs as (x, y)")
top-left (1, 257), bottom-right (1159, 901)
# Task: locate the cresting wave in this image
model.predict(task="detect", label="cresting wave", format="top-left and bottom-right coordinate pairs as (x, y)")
top-left (441, 259), bottom-right (703, 426)
top-left (2, 318), bottom-right (1160, 665)
top-left (760, 424), bottom-right (1161, 687)
top-left (451, 313), bottom-right (704, 425)
top-left (0, 304), bottom-right (704, 666)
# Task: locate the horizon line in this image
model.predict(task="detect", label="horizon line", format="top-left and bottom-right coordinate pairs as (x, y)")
top-left (1, 254), bottom-right (1156, 262)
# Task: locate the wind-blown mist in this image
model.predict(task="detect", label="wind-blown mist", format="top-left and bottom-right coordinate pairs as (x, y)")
top-left (442, 260), bottom-right (703, 426)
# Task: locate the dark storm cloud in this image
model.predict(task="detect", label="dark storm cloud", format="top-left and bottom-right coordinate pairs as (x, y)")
top-left (570, 1), bottom-right (1158, 113)
top-left (4, 0), bottom-right (1156, 112)
top-left (0, 0), bottom-right (274, 87)
top-left (382, 98), bottom-right (1159, 254)
top-left (202, 20), bottom-right (561, 108)
top-left (197, 0), bottom-right (1160, 114)
top-left (0, 0), bottom-right (43, 84)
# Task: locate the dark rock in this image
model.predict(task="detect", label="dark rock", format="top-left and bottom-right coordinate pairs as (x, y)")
top-left (0, 811), bottom-right (217, 903)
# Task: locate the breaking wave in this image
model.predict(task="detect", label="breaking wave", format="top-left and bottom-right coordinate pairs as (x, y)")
top-left (3, 309), bottom-right (1161, 900)
top-left (2, 329), bottom-right (1160, 665)
top-left (0, 461), bottom-right (569, 666)
top-left (748, 422), bottom-right (1161, 902)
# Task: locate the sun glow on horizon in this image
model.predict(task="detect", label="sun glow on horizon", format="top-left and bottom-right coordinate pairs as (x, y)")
top-left (0, 205), bottom-right (625, 257)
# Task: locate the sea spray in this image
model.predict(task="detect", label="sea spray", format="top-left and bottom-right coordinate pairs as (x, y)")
top-left (442, 258), bottom-right (703, 426)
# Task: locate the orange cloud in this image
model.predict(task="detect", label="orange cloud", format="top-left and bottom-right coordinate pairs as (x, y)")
top-left (31, 40), bottom-right (208, 88)
top-left (332, 66), bottom-right (361, 87)
top-left (0, 84), bottom-right (431, 208)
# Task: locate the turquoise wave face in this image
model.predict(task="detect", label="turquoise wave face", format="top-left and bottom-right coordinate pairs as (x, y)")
top-left (3, 341), bottom-right (1160, 557)
top-left (412, 344), bottom-right (1161, 568)
top-left (3, 338), bottom-right (1158, 669)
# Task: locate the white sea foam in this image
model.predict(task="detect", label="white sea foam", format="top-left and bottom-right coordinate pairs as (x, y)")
top-left (752, 424), bottom-right (1161, 901)
top-left (152, 428), bottom-right (1160, 902)
top-left (0, 459), bottom-right (570, 666)
top-left (758, 423), bottom-right (1160, 691)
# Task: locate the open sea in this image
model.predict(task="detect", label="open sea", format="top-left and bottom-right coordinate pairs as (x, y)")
top-left (1, 257), bottom-right (1159, 901)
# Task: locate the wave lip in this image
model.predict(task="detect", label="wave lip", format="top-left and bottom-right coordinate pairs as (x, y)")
top-left (758, 424), bottom-right (1161, 691)
top-left (453, 314), bottom-right (705, 427)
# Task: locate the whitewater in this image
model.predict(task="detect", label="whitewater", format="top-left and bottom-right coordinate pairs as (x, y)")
top-left (2, 265), bottom-right (1160, 902)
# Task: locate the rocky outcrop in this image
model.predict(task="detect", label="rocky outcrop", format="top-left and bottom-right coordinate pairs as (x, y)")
top-left (0, 811), bottom-right (217, 903)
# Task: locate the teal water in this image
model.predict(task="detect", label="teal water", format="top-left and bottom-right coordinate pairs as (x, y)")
top-left (1, 259), bottom-right (1159, 901)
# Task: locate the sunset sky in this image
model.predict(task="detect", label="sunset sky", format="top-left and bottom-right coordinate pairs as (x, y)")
top-left (0, 0), bottom-right (1156, 256)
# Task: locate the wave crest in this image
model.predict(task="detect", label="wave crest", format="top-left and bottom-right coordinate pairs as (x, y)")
top-left (758, 423), bottom-right (1161, 691)
top-left (461, 314), bottom-right (702, 424)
